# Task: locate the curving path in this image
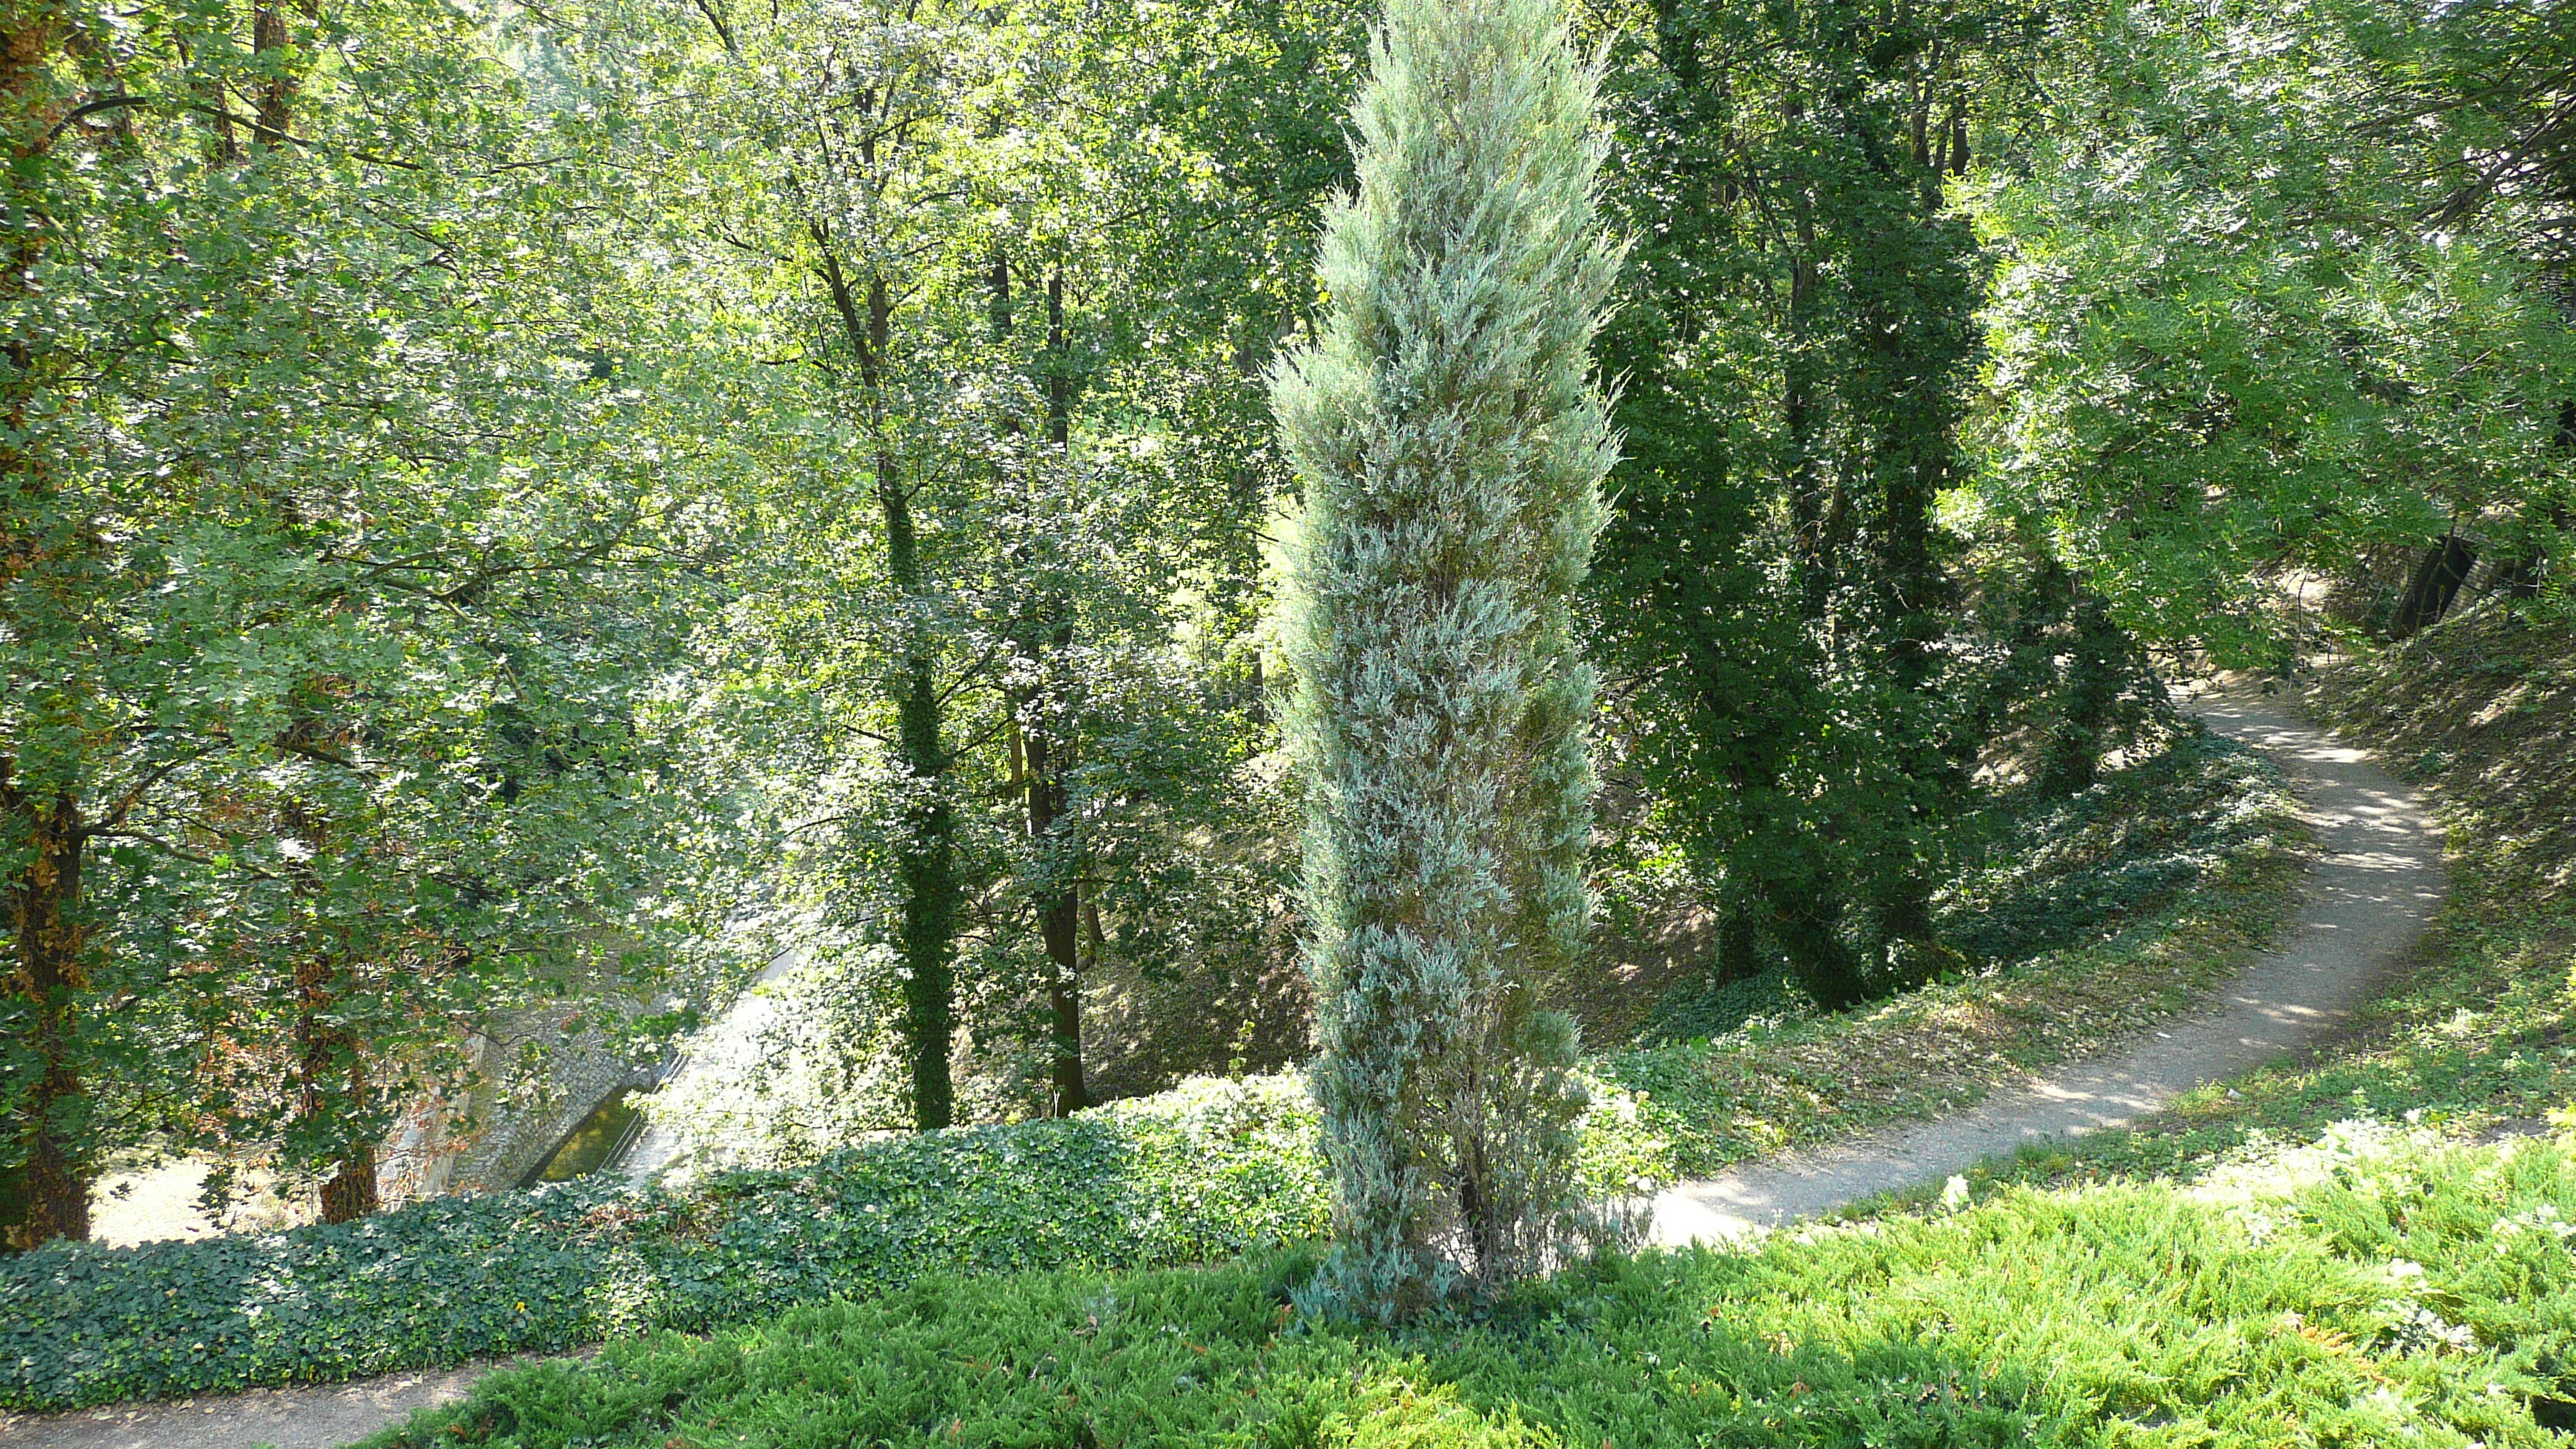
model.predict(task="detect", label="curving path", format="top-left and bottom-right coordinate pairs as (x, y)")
top-left (0, 688), bottom-right (2441, 1449)
top-left (1649, 686), bottom-right (2445, 1245)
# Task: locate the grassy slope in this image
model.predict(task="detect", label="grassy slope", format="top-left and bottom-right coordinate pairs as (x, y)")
top-left (360, 721), bottom-right (2393, 1449)
top-left (365, 1120), bottom-right (2576, 1448)
top-left (0, 726), bottom-right (2309, 1414)
top-left (366, 615), bottom-right (2576, 1448)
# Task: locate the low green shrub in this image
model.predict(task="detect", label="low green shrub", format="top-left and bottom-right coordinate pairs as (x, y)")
top-left (0, 1077), bottom-right (1332, 1411)
top-left (363, 1123), bottom-right (2576, 1448)
top-left (1625, 731), bottom-right (2283, 1051)
top-left (1941, 730), bottom-right (2286, 964)
top-left (1, 1073), bottom-right (1671, 1413)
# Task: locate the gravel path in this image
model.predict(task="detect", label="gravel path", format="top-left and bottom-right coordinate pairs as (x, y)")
top-left (0, 1360), bottom-right (510, 1449)
top-left (1649, 687), bottom-right (2444, 1245)
top-left (0, 688), bottom-right (2438, 1449)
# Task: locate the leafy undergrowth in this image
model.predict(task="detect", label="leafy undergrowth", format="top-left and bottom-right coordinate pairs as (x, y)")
top-left (1604, 730), bottom-right (2307, 1177)
top-left (0, 1078), bottom-right (1333, 1412)
top-left (366, 1122), bottom-right (2576, 1448)
top-left (1635, 730), bottom-right (2291, 1046)
top-left (1944, 731), bottom-right (2292, 964)
top-left (2331, 608), bottom-right (2576, 903)
top-left (348, 621), bottom-right (2568, 1449)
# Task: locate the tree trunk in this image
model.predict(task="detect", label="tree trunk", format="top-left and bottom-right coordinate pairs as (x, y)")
top-left (2392, 534), bottom-right (2476, 638)
top-left (1711, 906), bottom-right (1759, 986)
top-left (2038, 591), bottom-right (2128, 796)
top-left (293, 951), bottom-right (379, 1221)
top-left (317, 1143), bottom-right (379, 1223)
top-left (1774, 898), bottom-right (1866, 1012)
top-left (1033, 270), bottom-right (1083, 1116)
top-left (1022, 670), bottom-right (1084, 1117)
top-left (2, 788), bottom-right (92, 1249)
top-left (1769, 89), bottom-right (1862, 1000)
top-left (1783, 95), bottom-right (1830, 624)
top-left (993, 255), bottom-right (1086, 1117)
top-left (250, 0), bottom-right (319, 146)
top-left (825, 224), bottom-right (960, 1132)
top-left (883, 458), bottom-right (958, 1133)
top-left (0, 6), bottom-right (89, 1253)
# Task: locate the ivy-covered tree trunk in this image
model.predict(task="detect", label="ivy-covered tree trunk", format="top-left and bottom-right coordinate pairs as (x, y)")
top-left (824, 242), bottom-right (961, 1133)
top-left (293, 949), bottom-right (382, 1222)
top-left (884, 467), bottom-right (958, 1134)
top-left (1270, 0), bottom-right (1619, 1317)
top-left (2038, 588), bottom-right (2142, 798)
top-left (300, 952), bottom-right (382, 1225)
top-left (1850, 107), bottom-right (1975, 961)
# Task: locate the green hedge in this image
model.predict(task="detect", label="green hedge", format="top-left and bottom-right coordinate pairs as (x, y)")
top-left (0, 1076), bottom-right (1333, 1411)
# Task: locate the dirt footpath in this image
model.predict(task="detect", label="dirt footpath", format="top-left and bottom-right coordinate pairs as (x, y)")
top-left (1649, 687), bottom-right (2445, 1242)
top-left (0, 1360), bottom-right (503, 1449)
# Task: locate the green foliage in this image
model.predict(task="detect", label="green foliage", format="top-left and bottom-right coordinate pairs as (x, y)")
top-left (1636, 972), bottom-right (1811, 1047)
top-left (357, 1120), bottom-right (2576, 1448)
top-left (0, 1058), bottom-right (1708, 1412)
top-left (544, 0), bottom-right (1348, 1136)
top-left (1586, 0), bottom-right (2039, 1012)
top-left (0, 719), bottom-right (2300, 1410)
top-left (1940, 729), bottom-right (2283, 964)
top-left (1269, 0), bottom-right (1620, 1312)
top-left (1968, 0), bottom-right (2575, 662)
top-left (0, 1077), bottom-right (1329, 1411)
top-left (0, 0), bottom-right (742, 1241)
top-left (1633, 728), bottom-right (2281, 1045)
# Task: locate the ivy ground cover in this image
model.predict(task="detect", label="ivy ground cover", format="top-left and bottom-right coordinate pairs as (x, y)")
top-left (365, 1122), bottom-right (2576, 1448)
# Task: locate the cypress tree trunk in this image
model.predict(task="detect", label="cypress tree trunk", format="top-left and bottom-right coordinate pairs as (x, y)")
top-left (1271, 0), bottom-right (1619, 1317)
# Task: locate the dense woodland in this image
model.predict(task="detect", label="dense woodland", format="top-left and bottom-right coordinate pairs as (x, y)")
top-left (1, 0), bottom-right (2569, 1279)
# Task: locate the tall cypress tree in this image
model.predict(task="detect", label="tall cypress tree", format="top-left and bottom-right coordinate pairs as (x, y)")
top-left (1270, 0), bottom-right (1619, 1317)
